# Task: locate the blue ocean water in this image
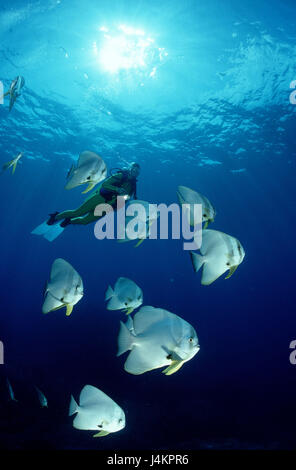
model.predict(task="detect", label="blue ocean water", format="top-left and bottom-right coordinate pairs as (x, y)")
top-left (0, 0), bottom-right (296, 450)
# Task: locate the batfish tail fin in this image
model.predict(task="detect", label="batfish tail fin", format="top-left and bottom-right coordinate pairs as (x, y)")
top-left (190, 252), bottom-right (205, 273)
top-left (69, 395), bottom-right (79, 416)
top-left (117, 320), bottom-right (134, 357)
top-left (105, 285), bottom-right (114, 301)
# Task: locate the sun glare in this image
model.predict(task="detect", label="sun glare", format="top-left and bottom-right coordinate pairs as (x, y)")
top-left (94, 24), bottom-right (167, 75)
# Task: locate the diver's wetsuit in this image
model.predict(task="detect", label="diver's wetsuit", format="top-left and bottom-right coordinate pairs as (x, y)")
top-left (55, 171), bottom-right (137, 225)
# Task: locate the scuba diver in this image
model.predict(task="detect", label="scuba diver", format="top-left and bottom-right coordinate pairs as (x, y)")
top-left (2, 76), bottom-right (25, 112)
top-left (32, 163), bottom-right (140, 242)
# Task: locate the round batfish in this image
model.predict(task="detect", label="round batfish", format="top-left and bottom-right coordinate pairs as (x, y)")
top-left (190, 229), bottom-right (245, 285)
top-left (65, 150), bottom-right (107, 193)
top-left (105, 277), bottom-right (143, 315)
top-left (42, 258), bottom-right (84, 316)
top-left (117, 306), bottom-right (200, 375)
top-left (69, 385), bottom-right (126, 437)
top-left (177, 185), bottom-right (216, 229)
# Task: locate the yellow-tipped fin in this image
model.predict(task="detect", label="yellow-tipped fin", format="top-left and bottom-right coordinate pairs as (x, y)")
top-left (82, 182), bottom-right (96, 194)
top-left (46, 304), bottom-right (66, 313)
top-left (225, 265), bottom-right (238, 279)
top-left (125, 307), bottom-right (134, 315)
top-left (162, 360), bottom-right (184, 376)
top-left (12, 161), bottom-right (18, 174)
top-left (93, 430), bottom-right (110, 437)
top-left (134, 238), bottom-right (145, 248)
top-left (3, 159), bottom-right (14, 171)
top-left (66, 304), bottom-right (73, 316)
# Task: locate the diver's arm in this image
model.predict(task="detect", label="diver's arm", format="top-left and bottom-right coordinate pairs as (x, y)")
top-left (101, 174), bottom-right (125, 194)
top-left (102, 183), bottom-right (123, 193)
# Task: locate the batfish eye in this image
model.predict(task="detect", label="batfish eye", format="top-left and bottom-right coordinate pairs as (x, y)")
top-left (203, 213), bottom-right (207, 217)
top-left (87, 176), bottom-right (91, 180)
top-left (125, 302), bottom-right (128, 306)
top-left (189, 337), bottom-right (193, 343)
top-left (226, 262), bottom-right (230, 266)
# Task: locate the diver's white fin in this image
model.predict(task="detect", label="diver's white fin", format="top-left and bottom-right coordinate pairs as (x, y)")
top-left (43, 224), bottom-right (65, 242)
top-left (31, 221), bottom-right (52, 236)
top-left (32, 220), bottom-right (65, 242)
top-left (117, 321), bottom-right (134, 357)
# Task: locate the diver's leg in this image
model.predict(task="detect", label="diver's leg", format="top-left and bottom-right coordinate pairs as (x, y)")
top-left (55, 208), bottom-right (87, 220)
top-left (69, 213), bottom-right (100, 225)
top-left (69, 196), bottom-right (118, 225)
top-left (55, 195), bottom-right (106, 221)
